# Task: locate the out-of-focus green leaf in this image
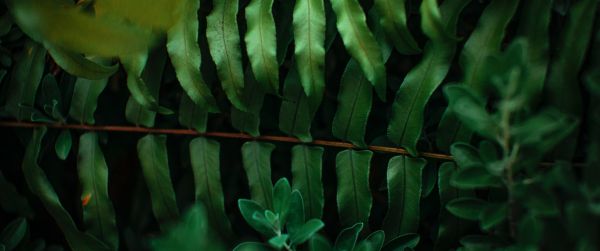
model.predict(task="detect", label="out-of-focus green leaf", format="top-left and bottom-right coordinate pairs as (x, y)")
top-left (446, 198), bottom-right (487, 221)
top-left (309, 234), bottom-right (332, 251)
top-left (206, 0), bottom-right (246, 111)
top-left (0, 171), bottom-right (33, 217)
top-left (94, 0), bottom-right (176, 31)
top-left (55, 129), bottom-right (71, 160)
top-left (167, 0), bottom-right (218, 112)
top-left (437, 0), bottom-right (520, 151)
top-left (450, 165), bottom-right (502, 189)
top-left (279, 64), bottom-right (323, 142)
top-left (231, 68), bottom-right (265, 136)
top-left (150, 203), bottom-right (225, 251)
top-left (242, 141), bottom-right (275, 209)
top-left (233, 242), bottom-right (271, 251)
top-left (479, 203), bottom-right (507, 231)
top-left (543, 0), bottom-right (598, 160)
top-left (383, 156), bottom-right (425, 240)
top-left (293, 0), bottom-right (326, 96)
top-left (450, 143), bottom-right (482, 168)
top-left (335, 150), bottom-right (372, 226)
top-left (22, 128), bottom-right (111, 251)
top-left (291, 145), bottom-right (324, 219)
top-left (244, 0), bottom-right (279, 94)
top-left (122, 53), bottom-right (172, 116)
top-left (516, 0), bottom-right (552, 104)
top-left (0, 218), bottom-right (27, 251)
top-left (443, 85), bottom-right (499, 140)
top-left (386, 0), bottom-right (470, 155)
top-left (137, 134), bottom-right (179, 229)
top-left (4, 41), bottom-right (46, 121)
top-left (434, 162), bottom-right (474, 251)
top-left (334, 222), bottom-right (363, 251)
top-left (374, 0), bottom-right (420, 54)
top-left (47, 46), bottom-right (118, 80)
top-left (77, 133), bottom-right (118, 249)
top-left (382, 233), bottom-right (419, 251)
top-left (330, 0), bottom-right (386, 100)
top-left (7, 0), bottom-right (156, 57)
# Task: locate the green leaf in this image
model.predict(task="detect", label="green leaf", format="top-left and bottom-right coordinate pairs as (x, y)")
top-left (178, 94), bottom-right (208, 133)
top-left (434, 162), bottom-right (475, 251)
top-left (22, 128), bottom-right (111, 251)
top-left (291, 145), bottom-right (324, 219)
top-left (309, 234), bottom-right (332, 251)
top-left (515, 0), bottom-right (552, 104)
top-left (4, 41), bottom-right (46, 121)
top-left (137, 134), bottom-right (179, 229)
top-left (242, 141), bottom-right (275, 209)
top-left (77, 132), bottom-right (119, 249)
top-left (363, 230), bottom-right (384, 251)
top-left (54, 129), bottom-right (71, 160)
top-left (290, 219), bottom-right (325, 245)
top-left (373, 0), bottom-right (420, 54)
top-left (543, 0), bottom-right (598, 160)
top-left (206, 0), bottom-right (246, 111)
top-left (335, 150), bottom-right (372, 227)
top-left (386, 0), bottom-right (470, 155)
top-left (46, 46), bottom-right (118, 80)
top-left (293, 0), bottom-right (326, 96)
top-left (331, 60), bottom-right (372, 148)
top-left (446, 198), bottom-right (487, 221)
top-left (94, 0), bottom-right (177, 31)
top-left (459, 235), bottom-right (507, 250)
top-left (0, 218), bottom-right (27, 251)
top-left (150, 203), bottom-right (224, 251)
top-left (443, 85), bottom-right (499, 140)
top-left (511, 109), bottom-right (578, 156)
top-left (231, 68), bottom-right (266, 136)
top-left (287, 190), bottom-right (306, 235)
top-left (450, 165), bottom-right (502, 189)
top-left (450, 143), bottom-right (482, 168)
top-left (69, 67), bottom-right (109, 124)
top-left (330, 0), bottom-right (386, 100)
top-left (268, 234), bottom-right (289, 249)
top-left (279, 64), bottom-right (323, 142)
top-left (334, 222), bottom-right (363, 251)
top-left (238, 199), bottom-right (275, 237)
top-left (0, 171), bottom-right (33, 217)
top-left (189, 137), bottom-right (232, 237)
top-left (167, 0), bottom-right (218, 112)
top-left (125, 49), bottom-right (169, 127)
top-left (382, 233), bottom-right (419, 251)
top-left (273, 178), bottom-right (292, 224)
top-left (234, 242), bottom-right (272, 251)
top-left (122, 53), bottom-right (170, 116)
top-left (383, 156), bottom-right (425, 240)
top-left (6, 0), bottom-right (156, 57)
top-left (479, 203), bottom-right (507, 231)
top-left (244, 0), bottom-right (280, 94)
top-left (437, 0), bottom-right (520, 151)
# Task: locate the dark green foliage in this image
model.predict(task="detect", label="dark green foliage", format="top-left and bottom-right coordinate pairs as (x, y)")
top-left (0, 0), bottom-right (598, 250)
